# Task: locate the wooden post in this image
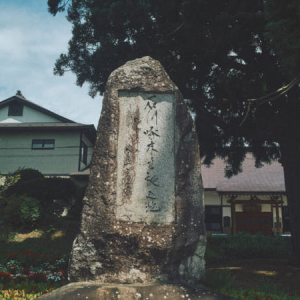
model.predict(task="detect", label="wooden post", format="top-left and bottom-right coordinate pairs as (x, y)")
top-left (232, 203), bottom-right (237, 235)
top-left (275, 202), bottom-right (281, 235)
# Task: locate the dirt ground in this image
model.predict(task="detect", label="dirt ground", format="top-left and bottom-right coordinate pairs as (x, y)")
top-left (207, 258), bottom-right (300, 295)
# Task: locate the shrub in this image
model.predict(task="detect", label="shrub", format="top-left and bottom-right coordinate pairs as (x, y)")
top-left (12, 168), bottom-right (44, 182)
top-left (68, 184), bottom-right (86, 219)
top-left (5, 175), bottom-right (76, 221)
top-left (219, 232), bottom-right (289, 259)
top-left (205, 269), bottom-right (235, 292)
top-left (2, 195), bottom-right (41, 228)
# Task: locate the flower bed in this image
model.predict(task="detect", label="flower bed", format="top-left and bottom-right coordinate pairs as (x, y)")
top-left (1, 250), bottom-right (68, 281)
top-left (0, 249), bottom-right (69, 299)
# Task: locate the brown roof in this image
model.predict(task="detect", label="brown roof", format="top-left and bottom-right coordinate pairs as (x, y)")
top-left (201, 153), bottom-right (285, 194)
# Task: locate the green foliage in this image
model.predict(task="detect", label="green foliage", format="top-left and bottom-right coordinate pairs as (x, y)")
top-left (205, 269), bottom-right (236, 291)
top-left (46, 0), bottom-right (290, 175)
top-left (67, 184), bottom-right (86, 219)
top-left (0, 247), bottom-right (68, 299)
top-left (0, 217), bottom-right (80, 299)
top-left (206, 266), bottom-right (299, 300)
top-left (6, 177), bottom-right (75, 205)
top-left (205, 233), bottom-right (290, 262)
top-left (1, 195), bottom-right (41, 229)
top-left (12, 169), bottom-right (44, 182)
top-left (260, 277), bottom-right (282, 295)
top-left (224, 288), bottom-right (300, 300)
top-left (0, 280), bottom-right (63, 299)
top-left (4, 169), bottom-right (76, 221)
top-left (0, 173), bottom-right (20, 199)
top-left (47, 0), bottom-right (300, 259)
top-left (205, 268), bottom-right (300, 299)
top-left (264, 0), bottom-right (300, 79)
top-left (219, 232), bottom-right (289, 259)
top-left (0, 228), bottom-right (16, 244)
top-left (205, 236), bottom-right (227, 261)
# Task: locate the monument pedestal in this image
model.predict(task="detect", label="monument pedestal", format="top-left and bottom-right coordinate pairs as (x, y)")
top-left (37, 282), bottom-right (237, 300)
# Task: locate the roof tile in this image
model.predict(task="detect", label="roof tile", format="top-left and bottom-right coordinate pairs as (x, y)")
top-left (201, 153), bottom-right (285, 193)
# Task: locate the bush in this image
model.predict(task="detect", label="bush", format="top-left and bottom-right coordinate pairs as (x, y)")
top-left (2, 195), bottom-right (41, 228)
top-left (205, 269), bottom-right (235, 291)
top-left (12, 168), bottom-right (44, 182)
top-left (219, 232), bottom-right (289, 259)
top-left (68, 184), bottom-right (86, 219)
top-left (5, 173), bottom-right (76, 221)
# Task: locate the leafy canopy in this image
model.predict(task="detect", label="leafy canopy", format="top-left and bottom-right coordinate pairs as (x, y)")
top-left (48, 0), bottom-right (300, 175)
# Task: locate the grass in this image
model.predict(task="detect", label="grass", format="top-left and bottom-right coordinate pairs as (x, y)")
top-left (205, 232), bottom-right (290, 261)
top-left (205, 233), bottom-right (300, 300)
top-left (205, 269), bottom-right (300, 300)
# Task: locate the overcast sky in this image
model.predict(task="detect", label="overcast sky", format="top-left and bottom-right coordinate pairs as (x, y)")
top-left (0, 0), bottom-right (102, 127)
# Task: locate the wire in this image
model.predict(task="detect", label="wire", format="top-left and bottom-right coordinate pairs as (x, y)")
top-left (0, 146), bottom-right (93, 150)
top-left (239, 76), bottom-right (300, 127)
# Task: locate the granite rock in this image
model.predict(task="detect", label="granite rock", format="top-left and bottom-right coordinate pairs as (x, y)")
top-left (37, 283), bottom-right (237, 300)
top-left (68, 56), bottom-right (206, 285)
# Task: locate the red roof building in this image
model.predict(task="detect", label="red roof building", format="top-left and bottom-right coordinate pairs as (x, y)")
top-left (201, 154), bottom-right (289, 236)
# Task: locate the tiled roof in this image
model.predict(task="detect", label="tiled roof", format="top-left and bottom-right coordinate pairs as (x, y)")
top-left (201, 153), bottom-right (285, 194)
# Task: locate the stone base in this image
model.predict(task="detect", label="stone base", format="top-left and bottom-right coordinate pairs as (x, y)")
top-left (36, 282), bottom-right (236, 300)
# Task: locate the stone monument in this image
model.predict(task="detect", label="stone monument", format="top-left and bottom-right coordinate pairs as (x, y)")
top-left (69, 56), bottom-right (206, 285)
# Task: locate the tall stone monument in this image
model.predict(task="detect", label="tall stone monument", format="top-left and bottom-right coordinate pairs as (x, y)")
top-left (69, 56), bottom-right (206, 285)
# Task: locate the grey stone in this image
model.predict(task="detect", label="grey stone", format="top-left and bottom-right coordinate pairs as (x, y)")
top-left (36, 282), bottom-right (237, 300)
top-left (68, 56), bottom-right (206, 285)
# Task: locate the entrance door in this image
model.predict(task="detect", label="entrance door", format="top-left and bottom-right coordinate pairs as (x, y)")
top-left (236, 212), bottom-right (273, 236)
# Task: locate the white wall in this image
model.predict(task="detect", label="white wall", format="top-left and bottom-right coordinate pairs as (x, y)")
top-left (0, 105), bottom-right (60, 123)
top-left (0, 131), bottom-right (81, 175)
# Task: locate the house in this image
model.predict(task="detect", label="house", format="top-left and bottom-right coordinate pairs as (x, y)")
top-left (202, 153), bottom-right (289, 236)
top-left (0, 91), bottom-right (96, 176)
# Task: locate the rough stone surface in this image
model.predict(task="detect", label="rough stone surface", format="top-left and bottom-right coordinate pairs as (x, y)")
top-left (37, 283), bottom-right (237, 300)
top-left (68, 56), bottom-right (206, 285)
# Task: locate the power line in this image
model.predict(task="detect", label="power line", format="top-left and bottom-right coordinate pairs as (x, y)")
top-left (0, 145), bottom-right (93, 150)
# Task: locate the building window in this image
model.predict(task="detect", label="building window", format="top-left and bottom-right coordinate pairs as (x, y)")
top-left (8, 102), bottom-right (23, 116)
top-left (32, 139), bottom-right (55, 150)
top-left (80, 141), bottom-right (88, 164)
top-left (205, 206), bottom-right (222, 231)
top-left (224, 216), bottom-right (231, 227)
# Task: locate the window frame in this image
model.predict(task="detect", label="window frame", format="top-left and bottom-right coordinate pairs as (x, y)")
top-left (80, 141), bottom-right (88, 164)
top-left (32, 139), bottom-right (55, 150)
top-left (205, 205), bottom-right (222, 231)
top-left (8, 102), bottom-right (24, 116)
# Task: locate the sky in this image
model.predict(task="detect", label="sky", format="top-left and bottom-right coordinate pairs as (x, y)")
top-left (0, 0), bottom-right (102, 128)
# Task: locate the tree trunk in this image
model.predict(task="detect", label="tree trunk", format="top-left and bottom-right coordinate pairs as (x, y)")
top-left (281, 149), bottom-right (300, 265)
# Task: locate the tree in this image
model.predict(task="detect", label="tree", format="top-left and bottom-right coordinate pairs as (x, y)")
top-left (264, 0), bottom-right (300, 79)
top-left (48, 0), bottom-right (300, 262)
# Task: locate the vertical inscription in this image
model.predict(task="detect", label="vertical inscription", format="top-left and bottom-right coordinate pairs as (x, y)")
top-left (144, 96), bottom-right (160, 213)
top-left (116, 91), bottom-right (175, 224)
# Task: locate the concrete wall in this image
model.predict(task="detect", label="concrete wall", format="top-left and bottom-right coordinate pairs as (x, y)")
top-left (0, 131), bottom-right (85, 175)
top-left (0, 105), bottom-right (60, 123)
